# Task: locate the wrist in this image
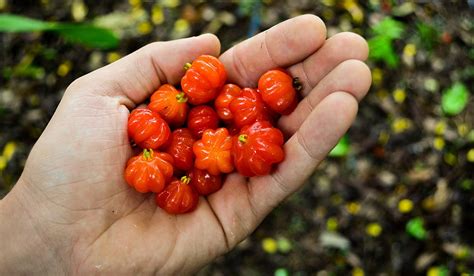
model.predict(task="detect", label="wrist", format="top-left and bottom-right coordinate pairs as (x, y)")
top-left (0, 178), bottom-right (64, 274)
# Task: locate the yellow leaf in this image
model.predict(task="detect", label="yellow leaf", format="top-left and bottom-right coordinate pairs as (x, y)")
top-left (467, 149), bottom-right (474, 162)
top-left (398, 199), bottom-right (413, 213)
top-left (262, 238), bottom-right (278, 254)
top-left (107, 52), bottom-right (122, 63)
top-left (152, 5), bottom-right (164, 25)
top-left (393, 88), bottom-right (406, 103)
top-left (366, 223), bottom-right (382, 237)
top-left (403, 43), bottom-right (417, 57)
top-left (57, 61), bottom-right (72, 77)
top-left (72, 0), bottom-right (88, 22)
top-left (137, 21), bottom-right (152, 35)
top-left (433, 137), bottom-right (445, 151)
top-left (3, 142), bottom-right (17, 160)
top-left (0, 156), bottom-right (7, 170)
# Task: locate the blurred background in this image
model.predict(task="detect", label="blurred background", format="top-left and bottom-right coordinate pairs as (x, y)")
top-left (0, 0), bottom-right (473, 275)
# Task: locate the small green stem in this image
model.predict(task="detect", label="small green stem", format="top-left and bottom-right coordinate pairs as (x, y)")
top-left (183, 62), bottom-right (192, 70)
top-left (142, 149), bottom-right (154, 161)
top-left (176, 92), bottom-right (188, 103)
top-left (238, 134), bottom-right (248, 144)
top-left (180, 175), bottom-right (191, 185)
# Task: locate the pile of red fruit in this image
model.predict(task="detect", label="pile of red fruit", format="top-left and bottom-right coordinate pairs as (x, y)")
top-left (125, 55), bottom-right (301, 214)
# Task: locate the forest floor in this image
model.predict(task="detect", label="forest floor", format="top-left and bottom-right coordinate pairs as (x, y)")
top-left (1, 0), bottom-right (473, 275)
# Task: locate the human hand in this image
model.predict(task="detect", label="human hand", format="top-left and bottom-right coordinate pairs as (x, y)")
top-left (0, 15), bottom-right (371, 274)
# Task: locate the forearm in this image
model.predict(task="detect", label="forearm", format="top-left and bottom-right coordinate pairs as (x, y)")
top-left (0, 181), bottom-right (63, 275)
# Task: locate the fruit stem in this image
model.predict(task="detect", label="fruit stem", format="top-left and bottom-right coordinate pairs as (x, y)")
top-left (292, 77), bottom-right (303, 92)
top-left (238, 134), bottom-right (248, 144)
top-left (142, 149), bottom-right (154, 161)
top-left (180, 175), bottom-right (191, 185)
top-left (176, 92), bottom-right (188, 103)
top-left (183, 62), bottom-right (192, 70)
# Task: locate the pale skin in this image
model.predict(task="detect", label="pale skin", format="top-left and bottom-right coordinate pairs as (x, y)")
top-left (0, 15), bottom-right (371, 275)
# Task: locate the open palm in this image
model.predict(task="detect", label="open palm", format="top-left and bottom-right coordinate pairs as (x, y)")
top-left (4, 15), bottom-right (371, 274)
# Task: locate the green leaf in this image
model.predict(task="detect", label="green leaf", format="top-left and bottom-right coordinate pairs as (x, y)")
top-left (368, 17), bottom-right (405, 68)
top-left (416, 22), bottom-right (439, 51)
top-left (406, 217), bottom-right (427, 240)
top-left (329, 135), bottom-right (350, 157)
top-left (14, 65), bottom-right (45, 79)
top-left (368, 36), bottom-right (399, 68)
top-left (441, 82), bottom-right (470, 116)
top-left (276, 237), bottom-right (292, 253)
top-left (0, 14), bottom-right (118, 49)
top-left (239, 0), bottom-right (258, 16)
top-left (371, 17), bottom-right (405, 40)
top-left (51, 23), bottom-right (119, 49)
top-left (0, 14), bottom-right (51, 32)
top-left (438, 266), bottom-right (449, 276)
top-left (274, 268), bottom-right (289, 276)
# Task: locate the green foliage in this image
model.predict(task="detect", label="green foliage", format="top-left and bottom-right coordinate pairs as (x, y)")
top-left (460, 179), bottom-right (474, 191)
top-left (368, 17), bottom-right (406, 68)
top-left (3, 65), bottom-right (44, 80)
top-left (432, 266), bottom-right (449, 276)
top-left (276, 237), bottom-right (292, 253)
top-left (406, 217), bottom-right (427, 240)
top-left (0, 14), bottom-right (50, 32)
top-left (416, 22), bottom-right (439, 51)
top-left (50, 23), bottom-right (119, 49)
top-left (239, 0), bottom-right (259, 16)
top-left (368, 37), bottom-right (399, 68)
top-left (274, 268), bottom-right (289, 276)
top-left (329, 135), bottom-right (350, 157)
top-left (40, 48), bottom-right (57, 60)
top-left (15, 65), bottom-right (45, 79)
top-left (469, 48), bottom-right (474, 60)
top-left (371, 17), bottom-right (405, 40)
top-left (0, 14), bottom-right (118, 49)
top-left (441, 82), bottom-right (470, 116)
